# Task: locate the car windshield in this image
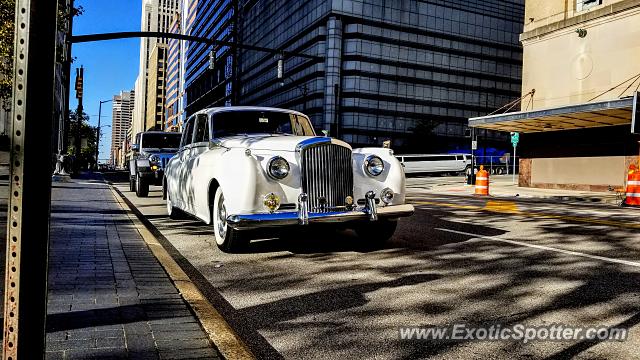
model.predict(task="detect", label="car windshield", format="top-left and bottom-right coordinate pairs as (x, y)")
top-left (141, 133), bottom-right (182, 150)
top-left (211, 111), bottom-right (315, 138)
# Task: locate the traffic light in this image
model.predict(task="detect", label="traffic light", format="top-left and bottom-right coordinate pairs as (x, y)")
top-left (75, 66), bottom-right (84, 99)
top-left (277, 54), bottom-right (284, 79)
top-left (208, 49), bottom-right (216, 70)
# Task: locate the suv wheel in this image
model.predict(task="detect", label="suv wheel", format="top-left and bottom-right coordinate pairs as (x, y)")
top-left (129, 176), bottom-right (136, 192)
top-left (135, 173), bottom-right (149, 197)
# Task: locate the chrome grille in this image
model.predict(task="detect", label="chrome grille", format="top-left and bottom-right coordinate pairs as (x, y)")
top-left (301, 143), bottom-right (353, 212)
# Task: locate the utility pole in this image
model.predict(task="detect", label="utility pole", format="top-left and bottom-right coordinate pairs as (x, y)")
top-left (3, 0), bottom-right (58, 358)
top-left (74, 66), bottom-right (84, 173)
top-left (96, 99), bottom-right (112, 170)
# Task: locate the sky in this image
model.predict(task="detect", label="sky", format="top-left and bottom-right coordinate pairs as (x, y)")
top-left (71, 1), bottom-right (141, 162)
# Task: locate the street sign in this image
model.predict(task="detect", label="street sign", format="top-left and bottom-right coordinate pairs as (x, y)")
top-left (510, 132), bottom-right (519, 147)
top-left (471, 140), bottom-right (478, 150)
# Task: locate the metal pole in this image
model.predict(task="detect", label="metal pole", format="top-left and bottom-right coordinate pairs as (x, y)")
top-left (96, 100), bottom-right (112, 169)
top-left (302, 83), bottom-right (308, 113)
top-left (513, 145), bottom-right (517, 184)
top-left (334, 83), bottom-right (340, 139)
top-left (62, 0), bottom-right (74, 155)
top-left (4, 0), bottom-right (58, 358)
top-left (74, 67), bottom-right (83, 173)
top-left (96, 101), bottom-right (101, 169)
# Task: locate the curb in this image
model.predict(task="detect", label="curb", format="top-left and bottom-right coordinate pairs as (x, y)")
top-left (109, 185), bottom-right (255, 360)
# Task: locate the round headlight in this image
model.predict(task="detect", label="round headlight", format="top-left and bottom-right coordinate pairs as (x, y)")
top-left (364, 155), bottom-right (384, 176)
top-left (268, 156), bottom-right (290, 180)
top-left (380, 188), bottom-right (394, 204)
top-left (149, 154), bottom-right (160, 164)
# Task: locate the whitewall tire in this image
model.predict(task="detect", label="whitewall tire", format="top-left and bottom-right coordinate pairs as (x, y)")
top-left (212, 187), bottom-right (247, 252)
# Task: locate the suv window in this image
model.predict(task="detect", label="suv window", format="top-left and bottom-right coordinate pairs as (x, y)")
top-left (181, 118), bottom-right (195, 148)
top-left (193, 114), bottom-right (209, 143)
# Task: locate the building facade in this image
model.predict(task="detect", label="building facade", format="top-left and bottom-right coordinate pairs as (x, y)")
top-left (176, 0), bottom-right (525, 153)
top-left (183, 0), bottom-right (237, 117)
top-left (146, 44), bottom-right (169, 131)
top-left (470, 0), bottom-right (640, 191)
top-left (165, 11), bottom-right (182, 131)
top-left (132, 0), bottom-right (180, 138)
top-left (110, 90), bottom-right (135, 167)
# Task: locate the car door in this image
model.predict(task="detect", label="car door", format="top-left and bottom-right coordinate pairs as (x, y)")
top-left (188, 114), bottom-right (211, 220)
top-left (174, 117), bottom-right (196, 211)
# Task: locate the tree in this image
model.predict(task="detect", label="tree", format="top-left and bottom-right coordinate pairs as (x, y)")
top-left (0, 0), bottom-right (14, 102)
top-left (67, 110), bottom-right (97, 170)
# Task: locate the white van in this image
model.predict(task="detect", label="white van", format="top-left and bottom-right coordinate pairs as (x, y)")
top-left (395, 154), bottom-right (471, 175)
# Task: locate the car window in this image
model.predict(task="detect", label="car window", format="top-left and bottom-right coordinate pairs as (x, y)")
top-left (211, 111), bottom-right (315, 138)
top-left (181, 118), bottom-right (195, 148)
top-left (141, 133), bottom-right (181, 150)
top-left (193, 114), bottom-right (209, 143)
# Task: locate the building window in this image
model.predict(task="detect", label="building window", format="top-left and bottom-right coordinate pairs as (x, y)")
top-left (576, 0), bottom-right (602, 12)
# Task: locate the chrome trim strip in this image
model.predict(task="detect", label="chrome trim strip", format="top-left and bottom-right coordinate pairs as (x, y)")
top-left (295, 137), bottom-right (331, 152)
top-left (226, 204), bottom-right (415, 230)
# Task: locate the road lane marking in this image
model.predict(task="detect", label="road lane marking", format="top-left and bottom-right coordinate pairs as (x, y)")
top-left (483, 200), bottom-right (519, 214)
top-left (435, 228), bottom-right (640, 268)
top-left (109, 186), bottom-right (255, 360)
top-left (413, 200), bottom-right (640, 229)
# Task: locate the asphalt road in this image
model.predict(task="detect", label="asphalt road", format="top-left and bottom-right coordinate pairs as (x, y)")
top-left (114, 181), bottom-right (640, 359)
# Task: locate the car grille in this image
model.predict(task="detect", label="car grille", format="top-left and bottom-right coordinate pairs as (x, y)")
top-left (300, 143), bottom-right (353, 212)
top-left (160, 157), bottom-right (169, 169)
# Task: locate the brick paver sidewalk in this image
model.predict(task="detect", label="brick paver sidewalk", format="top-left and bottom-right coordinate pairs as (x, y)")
top-left (46, 177), bottom-right (219, 359)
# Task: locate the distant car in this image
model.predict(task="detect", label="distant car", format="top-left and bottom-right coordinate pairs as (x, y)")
top-left (163, 106), bottom-right (414, 252)
top-left (129, 131), bottom-right (182, 197)
top-left (395, 154), bottom-right (471, 175)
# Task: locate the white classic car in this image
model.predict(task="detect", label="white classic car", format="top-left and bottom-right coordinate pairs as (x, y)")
top-left (163, 107), bottom-right (414, 252)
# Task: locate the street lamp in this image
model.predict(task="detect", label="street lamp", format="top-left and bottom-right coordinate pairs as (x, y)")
top-left (96, 99), bottom-right (112, 168)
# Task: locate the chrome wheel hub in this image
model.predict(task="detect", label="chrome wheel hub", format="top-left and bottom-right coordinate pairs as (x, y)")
top-left (217, 194), bottom-right (227, 238)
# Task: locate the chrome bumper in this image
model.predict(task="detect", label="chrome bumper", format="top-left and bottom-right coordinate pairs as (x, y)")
top-left (226, 204), bottom-right (414, 230)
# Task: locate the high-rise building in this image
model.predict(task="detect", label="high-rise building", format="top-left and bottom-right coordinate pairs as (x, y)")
top-left (132, 0), bottom-right (180, 137)
top-left (146, 44), bottom-right (168, 131)
top-left (165, 11), bottom-right (182, 131)
top-left (110, 90), bottom-right (135, 167)
top-left (470, 0), bottom-right (640, 191)
top-left (177, 0), bottom-right (524, 153)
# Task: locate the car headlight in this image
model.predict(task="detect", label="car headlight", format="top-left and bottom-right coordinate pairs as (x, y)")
top-left (149, 154), bottom-right (160, 164)
top-left (268, 156), bottom-right (290, 180)
top-left (364, 155), bottom-right (384, 176)
top-left (380, 188), bottom-right (394, 204)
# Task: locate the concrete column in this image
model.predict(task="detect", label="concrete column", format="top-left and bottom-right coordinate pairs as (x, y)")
top-left (323, 16), bottom-right (343, 136)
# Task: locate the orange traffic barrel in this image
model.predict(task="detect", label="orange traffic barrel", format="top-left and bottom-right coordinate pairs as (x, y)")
top-left (625, 165), bottom-right (640, 206)
top-left (475, 166), bottom-right (489, 196)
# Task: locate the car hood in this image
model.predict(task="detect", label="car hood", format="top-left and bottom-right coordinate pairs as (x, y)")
top-left (217, 134), bottom-right (331, 152)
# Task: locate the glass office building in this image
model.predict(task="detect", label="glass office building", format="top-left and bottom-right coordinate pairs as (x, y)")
top-left (184, 0), bottom-right (237, 116)
top-left (182, 0), bottom-right (524, 152)
top-left (165, 12), bottom-right (181, 131)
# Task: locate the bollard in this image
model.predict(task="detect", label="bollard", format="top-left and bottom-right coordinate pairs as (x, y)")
top-left (475, 165), bottom-right (489, 196)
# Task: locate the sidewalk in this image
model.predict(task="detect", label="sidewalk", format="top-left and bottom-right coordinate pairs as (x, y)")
top-left (406, 175), bottom-right (623, 206)
top-left (46, 177), bottom-right (220, 359)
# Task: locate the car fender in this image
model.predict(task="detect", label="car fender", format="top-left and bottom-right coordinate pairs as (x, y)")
top-left (352, 147), bottom-right (406, 205)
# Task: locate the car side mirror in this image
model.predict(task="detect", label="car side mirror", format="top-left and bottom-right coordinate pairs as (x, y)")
top-left (132, 144), bottom-right (140, 152)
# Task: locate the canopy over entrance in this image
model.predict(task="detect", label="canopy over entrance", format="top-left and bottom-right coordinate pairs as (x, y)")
top-left (469, 95), bottom-right (638, 133)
